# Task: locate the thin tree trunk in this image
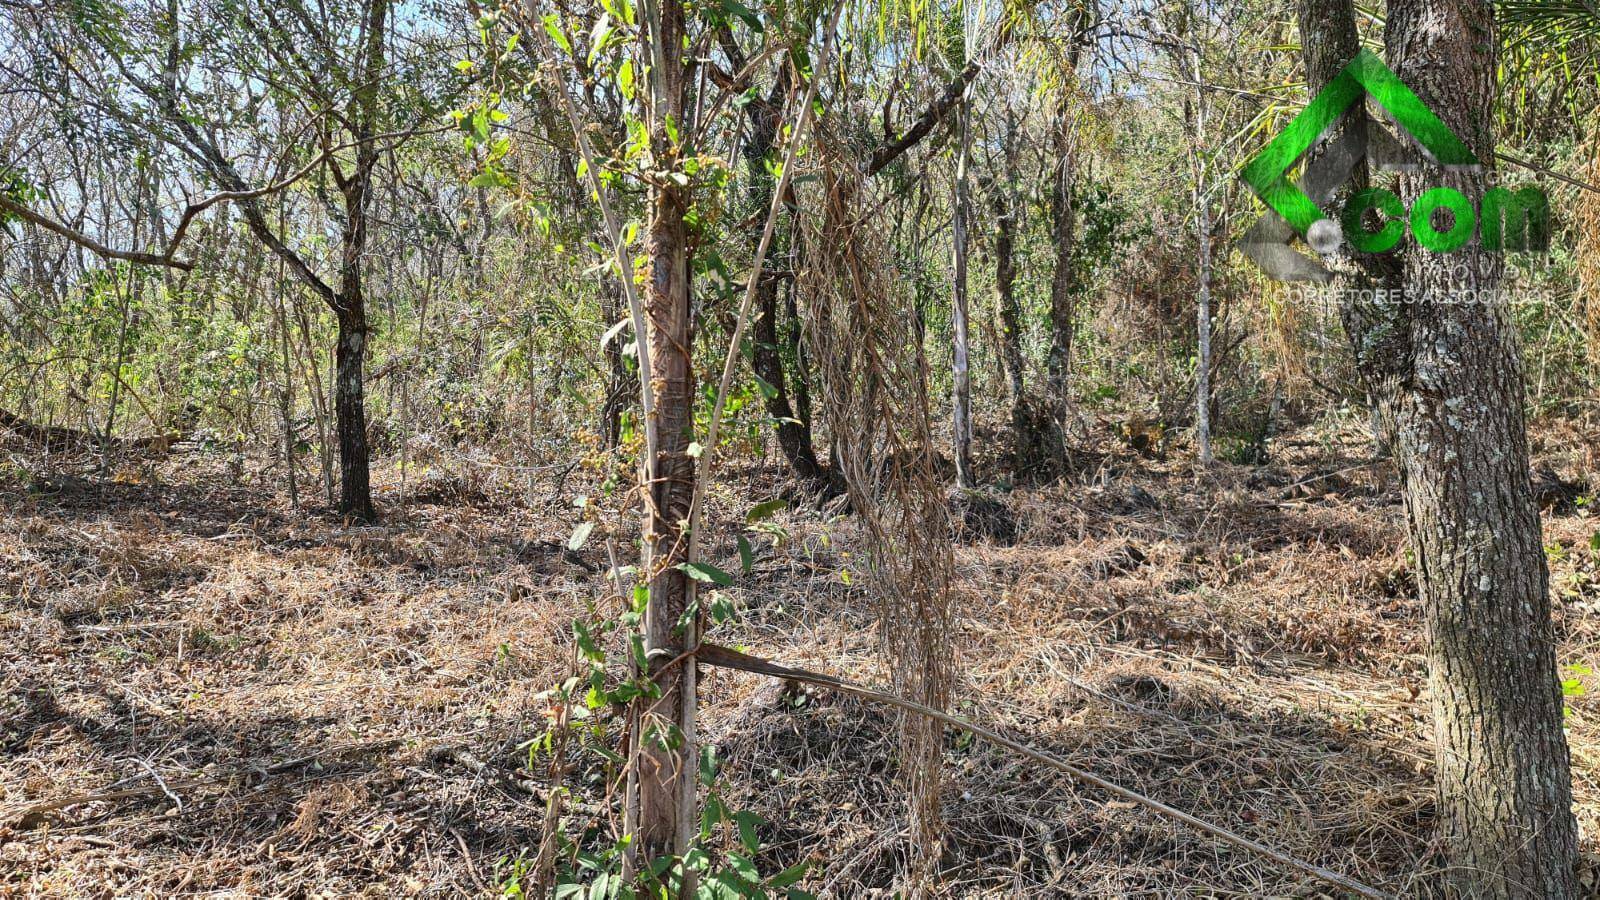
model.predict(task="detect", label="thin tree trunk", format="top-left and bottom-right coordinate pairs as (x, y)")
top-left (333, 179), bottom-right (376, 523)
top-left (273, 204), bottom-right (300, 510)
top-left (991, 147), bottom-right (1029, 471)
top-left (787, 273), bottom-right (814, 433)
top-left (1295, 0), bottom-right (1405, 455)
top-left (1579, 121), bottom-right (1600, 379)
top-left (1380, 2), bottom-right (1578, 894)
top-left (276, 290), bottom-right (300, 511)
top-left (101, 268), bottom-right (135, 477)
top-left (1045, 101), bottom-right (1077, 441)
top-left (598, 278), bottom-right (630, 448)
top-left (951, 85), bottom-right (975, 487)
top-left (1185, 13), bottom-right (1213, 465)
top-left (753, 271), bottom-right (828, 483)
top-left (294, 297), bottom-right (336, 507)
top-left (992, 146), bottom-right (1024, 408)
top-left (741, 70), bottom-right (830, 490)
top-left (632, 0), bottom-right (697, 871)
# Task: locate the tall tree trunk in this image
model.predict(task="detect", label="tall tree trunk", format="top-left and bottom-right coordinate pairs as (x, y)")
top-left (1383, 1), bottom-right (1578, 894)
top-left (992, 115), bottom-right (1025, 402)
top-left (991, 157), bottom-right (1030, 472)
top-left (1296, 0), bottom-right (1406, 454)
top-left (334, 171), bottom-right (377, 522)
top-left (332, 306), bottom-right (373, 522)
top-left (632, 0), bottom-right (697, 870)
top-left (951, 87), bottom-right (975, 487)
top-left (1045, 102), bottom-right (1077, 440)
top-left (275, 299), bottom-right (301, 510)
top-left (993, 197), bottom-right (1024, 408)
top-left (295, 297), bottom-right (337, 506)
top-left (753, 271), bottom-right (829, 483)
top-left (1184, 11), bottom-right (1213, 465)
top-left (786, 274), bottom-right (819, 452)
top-left (326, 0), bottom-right (387, 524)
top-left (743, 72), bottom-right (830, 490)
top-left (598, 281), bottom-right (631, 449)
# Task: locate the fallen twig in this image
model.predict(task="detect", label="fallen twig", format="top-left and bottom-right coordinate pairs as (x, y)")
top-left (3, 738), bottom-right (401, 831)
top-left (695, 642), bottom-right (1389, 900)
top-left (429, 745), bottom-right (610, 818)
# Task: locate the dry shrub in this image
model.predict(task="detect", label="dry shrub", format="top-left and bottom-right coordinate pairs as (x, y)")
top-left (796, 131), bottom-right (956, 889)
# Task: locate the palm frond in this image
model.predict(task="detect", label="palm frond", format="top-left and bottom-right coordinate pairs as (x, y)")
top-left (1500, 1), bottom-right (1600, 48)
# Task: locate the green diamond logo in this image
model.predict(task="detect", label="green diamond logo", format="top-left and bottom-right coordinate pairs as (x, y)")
top-left (1241, 49), bottom-right (1480, 240)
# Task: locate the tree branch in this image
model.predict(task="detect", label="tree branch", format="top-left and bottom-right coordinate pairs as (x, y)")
top-left (865, 59), bottom-right (983, 176)
top-left (0, 194), bottom-right (192, 270)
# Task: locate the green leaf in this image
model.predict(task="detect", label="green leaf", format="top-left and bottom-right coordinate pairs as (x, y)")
top-left (752, 374), bottom-right (779, 400)
top-left (1590, 531), bottom-right (1600, 554)
top-left (617, 59), bottom-right (635, 100)
top-left (746, 499), bottom-right (787, 523)
top-left (736, 534), bottom-right (753, 574)
top-left (720, 0), bottom-right (763, 32)
top-left (543, 14), bottom-right (572, 55)
top-left (700, 791), bottom-right (727, 837)
top-left (568, 521), bottom-right (596, 550)
top-left (699, 744), bottom-right (719, 785)
top-left (727, 852), bottom-right (760, 883)
top-left (769, 863), bottom-right (808, 888)
top-left (733, 810), bottom-right (763, 853)
top-left (587, 12), bottom-right (613, 65)
top-left (699, 872), bottom-right (744, 900)
top-left (468, 169), bottom-right (511, 189)
top-left (678, 561), bottom-right (734, 585)
top-left (574, 620), bottom-right (604, 662)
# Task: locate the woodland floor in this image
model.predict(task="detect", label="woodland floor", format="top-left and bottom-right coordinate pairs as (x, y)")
top-left (4, 415), bottom-right (1600, 898)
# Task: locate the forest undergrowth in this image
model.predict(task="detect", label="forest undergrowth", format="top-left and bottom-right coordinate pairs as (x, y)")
top-left (3, 413), bottom-right (1599, 897)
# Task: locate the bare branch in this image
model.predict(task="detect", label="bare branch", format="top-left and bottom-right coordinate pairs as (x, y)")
top-left (0, 194), bottom-right (193, 270)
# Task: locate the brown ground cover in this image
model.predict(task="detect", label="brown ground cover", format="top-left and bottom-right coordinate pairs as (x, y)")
top-left (3, 420), bottom-right (1599, 897)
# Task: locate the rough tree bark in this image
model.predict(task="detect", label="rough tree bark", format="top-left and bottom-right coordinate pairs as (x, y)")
top-left (632, 0), bottom-right (698, 870)
top-left (1379, 2), bottom-right (1580, 894)
top-left (320, 0), bottom-right (388, 524)
top-left (332, 302), bottom-right (374, 522)
top-left (993, 196), bottom-right (1023, 403)
top-left (1290, 4), bottom-right (1580, 891)
top-left (1295, 0), bottom-right (1581, 887)
top-left (1043, 13), bottom-right (1094, 454)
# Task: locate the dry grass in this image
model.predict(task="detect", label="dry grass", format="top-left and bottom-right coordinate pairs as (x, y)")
top-left (3, 419), bottom-right (1600, 897)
